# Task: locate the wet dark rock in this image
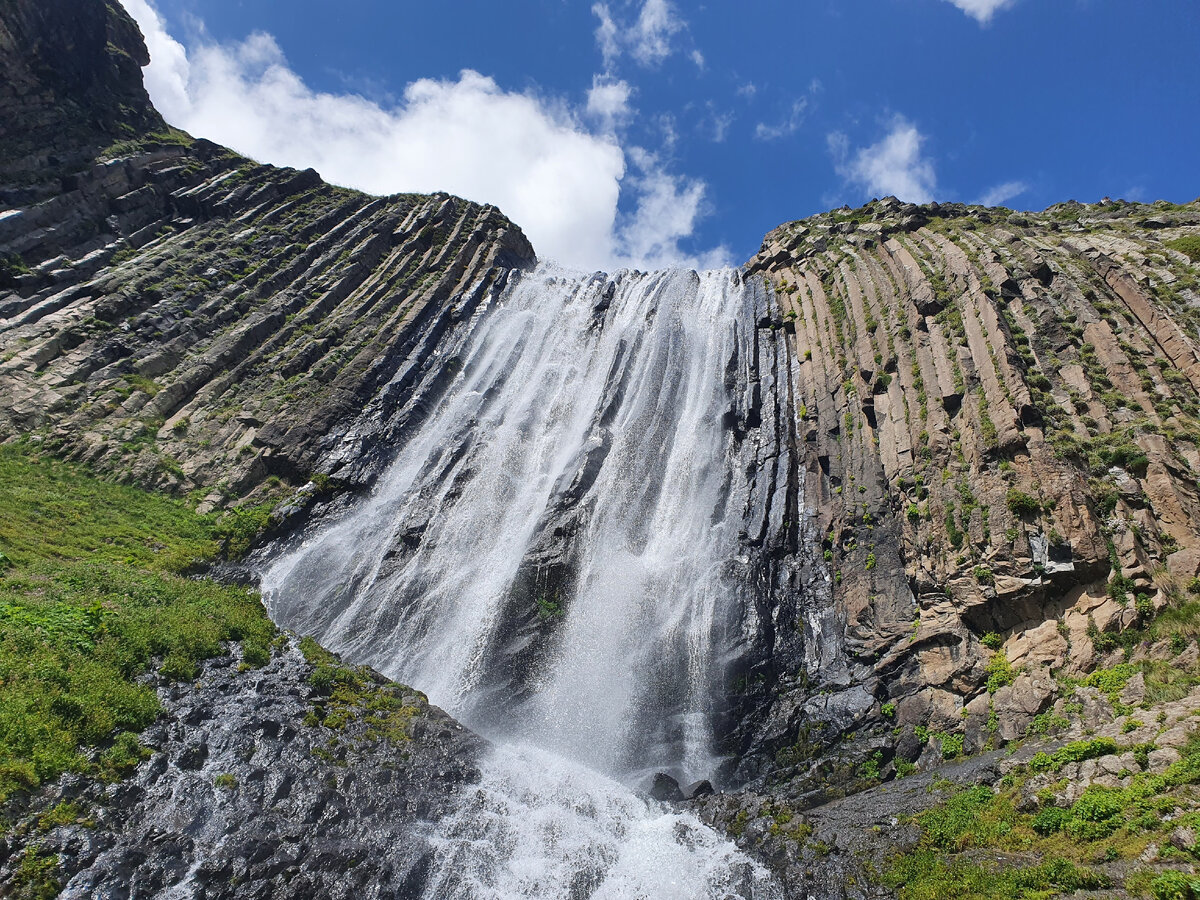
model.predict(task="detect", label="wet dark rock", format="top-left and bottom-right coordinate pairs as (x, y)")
top-left (684, 779), bottom-right (715, 799)
top-left (651, 773), bottom-right (685, 803)
top-left (0, 636), bottom-right (487, 899)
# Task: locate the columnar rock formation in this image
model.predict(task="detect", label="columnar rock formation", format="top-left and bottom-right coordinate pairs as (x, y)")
top-left (0, 146), bottom-right (534, 507)
top-left (744, 198), bottom-right (1200, 773)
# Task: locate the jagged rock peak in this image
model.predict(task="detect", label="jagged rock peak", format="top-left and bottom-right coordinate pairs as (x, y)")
top-left (0, 0), bottom-right (166, 179)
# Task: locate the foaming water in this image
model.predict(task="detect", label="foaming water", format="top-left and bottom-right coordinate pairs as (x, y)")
top-left (261, 263), bottom-right (779, 896)
top-left (422, 745), bottom-right (781, 900)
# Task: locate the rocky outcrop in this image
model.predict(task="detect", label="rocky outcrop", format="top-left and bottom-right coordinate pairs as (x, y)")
top-left (0, 0), bottom-right (536, 516)
top-left (0, 0), bottom-right (165, 182)
top-left (0, 635), bottom-right (487, 899)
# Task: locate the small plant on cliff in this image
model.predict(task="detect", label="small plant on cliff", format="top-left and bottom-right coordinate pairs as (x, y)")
top-left (0, 252), bottom-right (31, 288)
top-left (1006, 488), bottom-right (1042, 517)
top-left (985, 650), bottom-right (1016, 693)
top-left (934, 731), bottom-right (964, 759)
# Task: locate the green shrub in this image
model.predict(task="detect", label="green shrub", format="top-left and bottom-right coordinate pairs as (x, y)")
top-left (935, 732), bottom-right (965, 760)
top-left (1152, 871), bottom-right (1200, 900)
top-left (985, 650), bottom-right (1016, 693)
top-left (1006, 489), bottom-right (1042, 517)
top-left (212, 503), bottom-right (275, 559)
top-left (1030, 804), bottom-right (1070, 835)
top-left (1065, 785), bottom-right (1124, 840)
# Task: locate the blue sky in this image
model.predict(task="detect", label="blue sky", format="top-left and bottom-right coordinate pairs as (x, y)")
top-left (122, 0), bottom-right (1199, 270)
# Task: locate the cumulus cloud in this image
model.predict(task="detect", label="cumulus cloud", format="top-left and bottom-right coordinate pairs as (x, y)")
top-left (941, 0), bottom-right (1017, 24)
top-left (621, 148), bottom-right (728, 269)
top-left (591, 0), bottom-right (692, 69)
top-left (978, 179), bottom-right (1029, 207)
top-left (120, 0), bottom-right (717, 271)
top-left (829, 116), bottom-right (937, 203)
top-left (586, 76), bottom-right (634, 131)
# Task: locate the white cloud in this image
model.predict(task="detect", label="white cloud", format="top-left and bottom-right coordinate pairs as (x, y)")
top-left (120, 0), bottom-right (718, 271)
top-left (621, 148), bottom-right (728, 269)
top-left (630, 0), bottom-right (685, 66)
top-left (586, 75), bottom-right (634, 131)
top-left (592, 3), bottom-right (622, 69)
top-left (702, 103), bottom-right (735, 143)
top-left (753, 80), bottom-right (819, 141)
top-left (754, 99), bottom-right (809, 141)
top-left (591, 0), bottom-right (691, 70)
top-left (978, 179), bottom-right (1029, 207)
top-left (941, 0), bottom-right (1017, 24)
top-left (829, 116), bottom-right (937, 203)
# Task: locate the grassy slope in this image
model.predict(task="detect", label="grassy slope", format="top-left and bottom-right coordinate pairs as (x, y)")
top-left (889, 733), bottom-right (1200, 899)
top-left (0, 443), bottom-right (275, 804)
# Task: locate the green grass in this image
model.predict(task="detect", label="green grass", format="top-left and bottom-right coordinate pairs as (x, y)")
top-left (885, 727), bottom-right (1200, 899)
top-left (0, 445), bottom-right (274, 802)
top-left (297, 637), bottom-right (421, 747)
top-left (100, 127), bottom-right (195, 161)
top-left (1167, 235), bottom-right (1200, 263)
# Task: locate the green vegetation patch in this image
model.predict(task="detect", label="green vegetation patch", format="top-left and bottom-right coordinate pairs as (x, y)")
top-left (1167, 235), bottom-right (1200, 263)
top-left (0, 253), bottom-right (32, 288)
top-left (100, 127), bottom-right (195, 161)
top-left (0, 445), bottom-right (274, 802)
top-left (298, 637), bottom-right (422, 749)
top-left (885, 727), bottom-right (1200, 899)
top-left (1027, 737), bottom-right (1119, 774)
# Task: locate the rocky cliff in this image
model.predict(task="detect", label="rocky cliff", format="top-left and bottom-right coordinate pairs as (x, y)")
top-left (698, 196), bottom-right (1200, 897)
top-left (0, 0), bottom-right (165, 180)
top-left (745, 195), bottom-right (1200, 766)
top-left (1, 635), bottom-right (487, 899)
top-left (0, 0), bottom-right (535, 519)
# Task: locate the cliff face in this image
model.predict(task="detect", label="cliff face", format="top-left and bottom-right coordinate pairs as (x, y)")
top-left (745, 196), bottom-right (1200, 766)
top-left (700, 198), bottom-right (1200, 897)
top-left (0, 3), bottom-right (535, 515)
top-left (0, 0), bottom-right (165, 181)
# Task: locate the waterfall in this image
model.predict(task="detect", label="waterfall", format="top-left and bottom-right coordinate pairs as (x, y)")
top-left (262, 264), bottom-right (782, 898)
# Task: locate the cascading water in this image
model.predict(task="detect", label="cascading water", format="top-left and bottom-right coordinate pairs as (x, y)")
top-left (262, 264), bottom-right (784, 898)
